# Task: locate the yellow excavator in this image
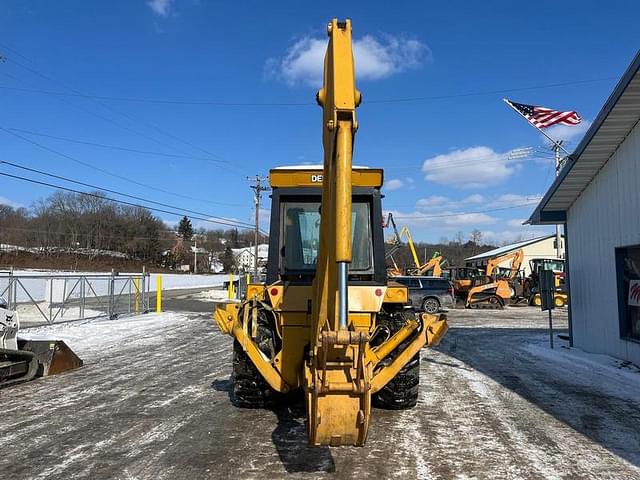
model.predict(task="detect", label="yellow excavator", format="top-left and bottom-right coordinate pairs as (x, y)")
top-left (214, 19), bottom-right (447, 447)
top-left (383, 212), bottom-right (446, 277)
top-left (465, 249), bottom-right (524, 309)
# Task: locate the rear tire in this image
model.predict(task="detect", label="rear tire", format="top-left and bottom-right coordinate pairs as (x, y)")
top-left (373, 308), bottom-right (420, 410)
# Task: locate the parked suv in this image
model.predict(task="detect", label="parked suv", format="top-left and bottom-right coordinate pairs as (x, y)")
top-left (393, 276), bottom-right (455, 314)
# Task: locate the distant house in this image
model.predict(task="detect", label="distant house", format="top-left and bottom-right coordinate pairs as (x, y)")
top-left (529, 51), bottom-right (640, 364)
top-left (232, 244), bottom-right (269, 272)
top-left (465, 234), bottom-right (564, 276)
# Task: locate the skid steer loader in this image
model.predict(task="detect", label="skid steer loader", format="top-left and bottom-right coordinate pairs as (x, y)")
top-left (0, 298), bottom-right (83, 388)
top-left (214, 18), bottom-right (448, 446)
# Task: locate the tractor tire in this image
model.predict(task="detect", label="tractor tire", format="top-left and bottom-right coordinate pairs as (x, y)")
top-left (231, 309), bottom-right (278, 408)
top-left (373, 308), bottom-right (420, 410)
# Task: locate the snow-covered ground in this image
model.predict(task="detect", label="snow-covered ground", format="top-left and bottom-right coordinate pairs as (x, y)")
top-left (19, 312), bottom-right (184, 357)
top-left (0, 269), bottom-right (228, 303)
top-left (2, 307), bottom-right (639, 479)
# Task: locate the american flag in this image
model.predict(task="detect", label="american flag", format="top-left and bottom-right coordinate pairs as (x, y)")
top-left (505, 99), bottom-right (582, 129)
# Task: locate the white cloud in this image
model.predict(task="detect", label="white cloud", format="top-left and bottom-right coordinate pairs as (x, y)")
top-left (422, 146), bottom-right (520, 188)
top-left (147, 0), bottom-right (173, 17)
top-left (506, 218), bottom-right (527, 227)
top-left (0, 196), bottom-right (24, 209)
top-left (410, 192), bottom-right (540, 214)
top-left (267, 33), bottom-right (431, 86)
top-left (462, 194), bottom-right (485, 204)
top-left (416, 195), bottom-right (449, 210)
top-left (385, 209), bottom-right (496, 230)
top-left (385, 179), bottom-right (404, 191)
top-left (487, 193), bottom-right (542, 208)
top-left (443, 213), bottom-right (496, 227)
top-left (542, 120), bottom-right (592, 146)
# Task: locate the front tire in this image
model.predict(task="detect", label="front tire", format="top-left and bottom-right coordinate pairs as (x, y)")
top-left (231, 340), bottom-right (275, 408)
top-left (373, 308), bottom-right (420, 410)
top-left (231, 308), bottom-right (278, 408)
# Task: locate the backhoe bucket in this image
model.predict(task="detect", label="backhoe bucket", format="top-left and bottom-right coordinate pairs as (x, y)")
top-left (18, 339), bottom-right (83, 377)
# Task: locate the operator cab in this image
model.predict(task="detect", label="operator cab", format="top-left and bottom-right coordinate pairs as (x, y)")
top-left (266, 166), bottom-right (387, 285)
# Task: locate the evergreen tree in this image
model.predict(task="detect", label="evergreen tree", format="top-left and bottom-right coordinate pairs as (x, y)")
top-left (219, 246), bottom-right (235, 272)
top-left (178, 216), bottom-right (193, 241)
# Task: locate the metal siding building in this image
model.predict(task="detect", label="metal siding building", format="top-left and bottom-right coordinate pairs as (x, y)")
top-left (529, 51), bottom-right (640, 364)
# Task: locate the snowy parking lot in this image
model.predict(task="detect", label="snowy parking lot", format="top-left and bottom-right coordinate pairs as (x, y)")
top-left (1, 297), bottom-right (639, 479)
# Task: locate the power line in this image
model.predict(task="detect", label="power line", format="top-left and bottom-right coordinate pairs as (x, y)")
top-left (0, 77), bottom-right (616, 106)
top-left (0, 127), bottom-right (244, 207)
top-left (2, 63), bottom-right (213, 161)
top-left (0, 171), bottom-right (254, 230)
top-left (1, 48), bottom-right (238, 168)
top-left (0, 84), bottom-right (310, 106)
top-left (365, 78), bottom-right (617, 104)
top-left (0, 160), bottom-right (255, 228)
top-left (389, 201), bottom-right (541, 220)
top-left (2, 126), bottom-right (229, 165)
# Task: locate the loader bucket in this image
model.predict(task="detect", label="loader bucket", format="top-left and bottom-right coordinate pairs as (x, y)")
top-left (17, 339), bottom-right (83, 377)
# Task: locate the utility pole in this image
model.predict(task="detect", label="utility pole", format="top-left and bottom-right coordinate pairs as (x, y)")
top-left (194, 235), bottom-right (198, 274)
top-left (247, 175), bottom-right (268, 280)
top-left (553, 141), bottom-right (564, 259)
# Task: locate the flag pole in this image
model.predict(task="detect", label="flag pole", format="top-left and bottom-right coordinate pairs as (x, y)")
top-left (503, 98), bottom-right (572, 156)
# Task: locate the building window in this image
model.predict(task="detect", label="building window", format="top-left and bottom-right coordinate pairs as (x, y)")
top-left (616, 245), bottom-right (640, 341)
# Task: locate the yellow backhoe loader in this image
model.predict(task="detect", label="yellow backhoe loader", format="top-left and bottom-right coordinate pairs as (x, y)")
top-left (465, 249), bottom-right (524, 309)
top-left (214, 19), bottom-right (447, 447)
top-left (383, 212), bottom-right (446, 277)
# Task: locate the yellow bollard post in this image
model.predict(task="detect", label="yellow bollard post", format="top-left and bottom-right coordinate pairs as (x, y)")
top-left (134, 278), bottom-right (140, 314)
top-left (156, 275), bottom-right (162, 313)
top-left (228, 273), bottom-right (235, 299)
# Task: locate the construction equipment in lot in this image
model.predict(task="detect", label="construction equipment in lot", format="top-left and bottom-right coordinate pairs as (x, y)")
top-left (465, 249), bottom-right (524, 309)
top-left (383, 212), bottom-right (447, 277)
top-left (0, 301), bottom-right (83, 388)
top-left (524, 258), bottom-right (568, 307)
top-left (446, 266), bottom-right (482, 300)
top-left (214, 18), bottom-right (447, 447)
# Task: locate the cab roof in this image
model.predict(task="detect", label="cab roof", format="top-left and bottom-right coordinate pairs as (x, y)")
top-left (269, 166), bottom-right (384, 188)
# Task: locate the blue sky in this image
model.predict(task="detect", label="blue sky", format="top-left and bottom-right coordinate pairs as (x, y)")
top-left (1, 1), bottom-right (638, 244)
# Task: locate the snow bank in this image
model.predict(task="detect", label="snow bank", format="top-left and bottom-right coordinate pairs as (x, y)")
top-left (525, 342), bottom-right (640, 401)
top-left (19, 312), bottom-right (186, 358)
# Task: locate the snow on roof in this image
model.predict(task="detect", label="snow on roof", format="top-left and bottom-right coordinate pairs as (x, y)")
top-left (465, 234), bottom-right (557, 261)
